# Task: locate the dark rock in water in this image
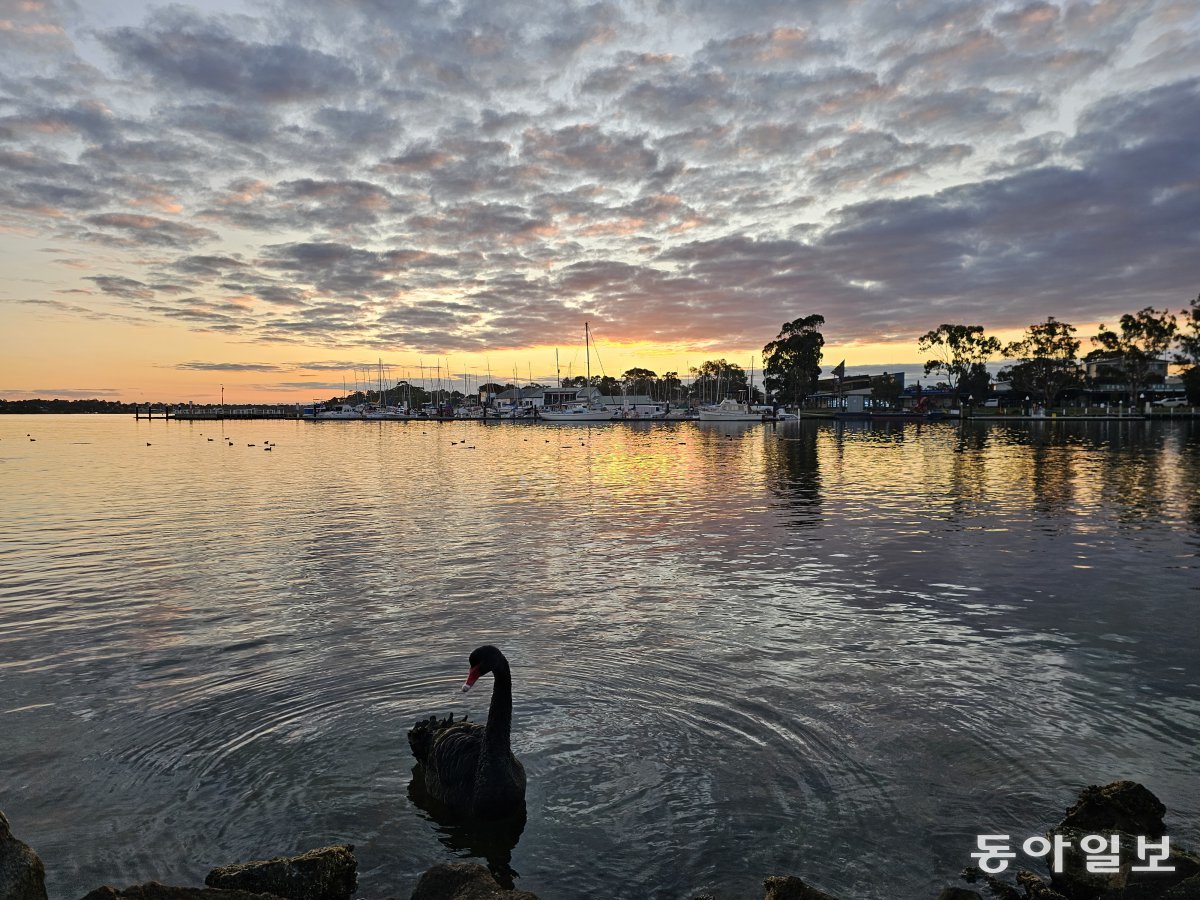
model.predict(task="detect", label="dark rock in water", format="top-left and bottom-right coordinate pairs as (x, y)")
top-left (1049, 827), bottom-right (1200, 900)
top-left (0, 810), bottom-right (48, 900)
top-left (204, 845), bottom-right (356, 900)
top-left (1016, 870), bottom-right (1068, 899)
top-left (961, 866), bottom-right (1023, 900)
top-left (1060, 782), bottom-right (1167, 838)
top-left (762, 874), bottom-right (840, 900)
top-left (78, 883), bottom-right (284, 900)
top-left (409, 863), bottom-right (538, 900)
top-left (1048, 783), bottom-right (1200, 900)
top-left (1160, 874), bottom-right (1200, 899)
top-left (936, 889), bottom-right (984, 900)
top-left (954, 782), bottom-right (1200, 900)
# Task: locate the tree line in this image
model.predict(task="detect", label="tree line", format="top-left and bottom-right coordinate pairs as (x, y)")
top-left (759, 294), bottom-right (1200, 408)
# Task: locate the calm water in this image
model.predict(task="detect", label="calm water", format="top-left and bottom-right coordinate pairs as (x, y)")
top-left (1, 414), bottom-right (1198, 899)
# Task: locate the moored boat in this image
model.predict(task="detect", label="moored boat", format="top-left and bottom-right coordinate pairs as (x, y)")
top-left (697, 398), bottom-right (769, 421)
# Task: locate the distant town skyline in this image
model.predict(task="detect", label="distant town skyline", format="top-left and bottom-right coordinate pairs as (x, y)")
top-left (2, 0), bottom-right (1198, 402)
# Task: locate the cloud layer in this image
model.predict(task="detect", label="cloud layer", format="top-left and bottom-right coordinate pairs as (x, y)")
top-left (2, 0), bottom-right (1198, 367)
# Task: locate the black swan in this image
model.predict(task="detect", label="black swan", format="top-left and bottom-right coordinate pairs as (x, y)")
top-left (408, 645), bottom-right (527, 820)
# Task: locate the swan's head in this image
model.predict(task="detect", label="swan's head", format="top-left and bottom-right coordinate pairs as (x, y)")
top-left (462, 644), bottom-right (505, 692)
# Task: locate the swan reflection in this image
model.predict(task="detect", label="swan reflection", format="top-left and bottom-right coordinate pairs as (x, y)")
top-left (407, 768), bottom-right (527, 888)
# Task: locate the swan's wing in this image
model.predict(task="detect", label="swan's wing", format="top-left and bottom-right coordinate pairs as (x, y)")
top-left (423, 721), bottom-right (484, 805)
top-left (408, 712), bottom-right (470, 763)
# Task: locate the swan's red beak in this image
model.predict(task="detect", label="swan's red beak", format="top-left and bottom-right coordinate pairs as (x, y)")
top-left (462, 665), bottom-right (482, 693)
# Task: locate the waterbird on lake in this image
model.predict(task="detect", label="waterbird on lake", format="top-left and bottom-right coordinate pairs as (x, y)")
top-left (408, 645), bottom-right (526, 820)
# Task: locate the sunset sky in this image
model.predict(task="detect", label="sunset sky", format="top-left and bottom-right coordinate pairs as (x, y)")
top-left (2, 0), bottom-right (1198, 403)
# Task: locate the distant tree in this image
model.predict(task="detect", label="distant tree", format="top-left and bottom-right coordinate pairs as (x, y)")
top-left (621, 367), bottom-right (657, 395)
top-left (917, 324), bottom-right (1001, 399)
top-left (692, 359), bottom-right (748, 402)
top-left (1000, 317), bottom-right (1082, 408)
top-left (871, 372), bottom-right (903, 409)
top-left (659, 371), bottom-right (683, 402)
top-left (1173, 293), bottom-right (1200, 403)
top-left (959, 363), bottom-right (992, 402)
top-left (0, 398), bottom-right (136, 414)
top-left (1092, 306), bottom-right (1177, 403)
top-left (561, 375), bottom-right (587, 388)
top-left (596, 375), bottom-right (621, 397)
top-left (762, 314), bottom-right (825, 406)
top-left (479, 382), bottom-right (506, 395)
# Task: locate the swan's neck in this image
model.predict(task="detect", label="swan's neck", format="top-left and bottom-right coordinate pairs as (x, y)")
top-left (484, 661), bottom-right (513, 755)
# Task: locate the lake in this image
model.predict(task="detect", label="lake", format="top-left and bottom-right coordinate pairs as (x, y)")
top-left (1, 413), bottom-right (1197, 899)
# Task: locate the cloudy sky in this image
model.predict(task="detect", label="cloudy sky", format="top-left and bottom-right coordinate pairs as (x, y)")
top-left (1, 0), bottom-right (1198, 401)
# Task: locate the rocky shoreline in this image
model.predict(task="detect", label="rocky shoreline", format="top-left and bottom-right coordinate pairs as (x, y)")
top-left (3, 782), bottom-right (1197, 900)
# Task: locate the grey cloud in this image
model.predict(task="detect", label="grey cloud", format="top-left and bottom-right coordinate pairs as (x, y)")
top-left (165, 103), bottom-right (280, 149)
top-left (885, 87), bottom-right (1046, 139)
top-left (807, 131), bottom-right (974, 194)
top-left (203, 178), bottom-right (410, 233)
top-left (520, 124), bottom-right (660, 182)
top-left (700, 27), bottom-right (843, 70)
top-left (85, 275), bottom-right (155, 300)
top-left (84, 213), bottom-right (219, 249)
top-left (100, 8), bottom-right (361, 104)
top-left (168, 255), bottom-right (248, 278)
top-left (174, 361), bottom-right (284, 372)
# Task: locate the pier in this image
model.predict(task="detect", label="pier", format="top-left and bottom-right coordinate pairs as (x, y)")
top-left (134, 405), bottom-right (303, 420)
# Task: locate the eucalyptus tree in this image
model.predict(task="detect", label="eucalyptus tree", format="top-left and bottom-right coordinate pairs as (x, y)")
top-left (917, 324), bottom-right (1001, 400)
top-left (1175, 293), bottom-right (1200, 403)
top-left (621, 367), bottom-right (657, 396)
top-left (693, 359), bottom-right (748, 403)
top-left (762, 314), bottom-right (825, 406)
top-left (1091, 307), bottom-right (1177, 403)
top-left (1000, 317), bottom-right (1082, 408)
top-left (871, 372), bottom-right (904, 409)
top-left (659, 371), bottom-right (683, 402)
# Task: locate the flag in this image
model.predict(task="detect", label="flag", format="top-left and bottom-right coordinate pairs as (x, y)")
top-left (832, 360), bottom-right (846, 379)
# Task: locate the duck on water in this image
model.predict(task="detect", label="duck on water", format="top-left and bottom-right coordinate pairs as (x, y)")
top-left (408, 645), bottom-right (527, 821)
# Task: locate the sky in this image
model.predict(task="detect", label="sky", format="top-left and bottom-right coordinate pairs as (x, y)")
top-left (1, 0), bottom-right (1198, 403)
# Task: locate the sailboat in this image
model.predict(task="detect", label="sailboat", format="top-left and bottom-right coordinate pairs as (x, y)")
top-left (363, 359), bottom-right (409, 419)
top-left (540, 322), bottom-right (616, 422)
top-left (697, 357), bottom-right (769, 421)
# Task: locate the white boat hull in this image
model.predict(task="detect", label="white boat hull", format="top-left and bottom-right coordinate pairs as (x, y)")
top-left (697, 399), bottom-right (766, 421)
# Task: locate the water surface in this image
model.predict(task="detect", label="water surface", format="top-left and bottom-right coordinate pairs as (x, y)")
top-left (1, 414), bottom-right (1197, 898)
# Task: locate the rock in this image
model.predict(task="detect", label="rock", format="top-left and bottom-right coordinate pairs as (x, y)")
top-left (409, 863), bottom-right (539, 900)
top-left (0, 810), bottom-right (48, 900)
top-left (1060, 782), bottom-right (1166, 838)
top-left (78, 884), bottom-right (284, 900)
top-left (1015, 870), bottom-right (1068, 899)
top-left (936, 889), bottom-right (984, 900)
top-left (1161, 874), bottom-right (1200, 899)
top-left (205, 845), bottom-right (356, 900)
top-left (762, 874), bottom-right (840, 900)
top-left (1047, 782), bottom-right (1200, 900)
top-left (961, 865), bottom-right (1023, 900)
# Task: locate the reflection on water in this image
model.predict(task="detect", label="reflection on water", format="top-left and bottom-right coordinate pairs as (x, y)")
top-left (407, 764), bottom-right (526, 888)
top-left (0, 415), bottom-right (1197, 899)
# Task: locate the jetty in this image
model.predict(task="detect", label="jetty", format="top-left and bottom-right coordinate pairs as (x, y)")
top-left (136, 404), bottom-right (303, 420)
